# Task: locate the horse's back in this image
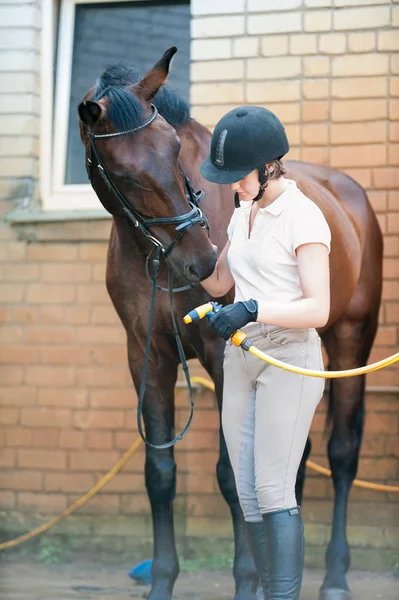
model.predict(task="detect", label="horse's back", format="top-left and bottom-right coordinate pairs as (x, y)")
top-left (285, 160), bottom-right (382, 325)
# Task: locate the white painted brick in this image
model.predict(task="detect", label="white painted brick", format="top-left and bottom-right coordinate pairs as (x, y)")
top-left (304, 56), bottom-right (330, 77)
top-left (247, 56), bottom-right (301, 80)
top-left (0, 28), bottom-right (38, 50)
top-left (233, 37), bottom-right (259, 58)
top-left (378, 31), bottom-right (399, 52)
top-left (332, 53), bottom-right (389, 77)
top-left (191, 60), bottom-right (244, 82)
top-left (191, 0), bottom-right (245, 16)
top-left (348, 32), bottom-right (376, 53)
top-left (392, 54), bottom-right (399, 75)
top-left (261, 35), bottom-right (289, 57)
top-left (248, 0), bottom-right (301, 10)
top-left (191, 83), bottom-right (244, 104)
top-left (319, 33), bottom-right (346, 55)
top-left (290, 34), bottom-right (317, 55)
top-left (0, 157), bottom-right (36, 177)
top-left (304, 10), bottom-right (332, 32)
top-left (334, 6), bottom-right (390, 30)
top-left (0, 94), bottom-right (38, 114)
top-left (191, 39), bottom-right (231, 61)
top-left (305, 0), bottom-right (332, 5)
top-left (246, 80), bottom-right (300, 103)
top-left (0, 5), bottom-right (39, 27)
top-left (0, 72), bottom-right (38, 94)
top-left (191, 16), bottom-right (245, 38)
top-left (302, 79), bottom-right (330, 99)
top-left (0, 50), bottom-right (39, 72)
top-left (0, 137), bottom-right (37, 157)
top-left (0, 115), bottom-right (38, 136)
top-left (334, 0), bottom-right (388, 5)
top-left (331, 77), bottom-right (388, 98)
top-left (248, 12), bottom-right (301, 35)
top-left (191, 104), bottom-right (239, 126)
top-left (393, 6), bottom-right (399, 27)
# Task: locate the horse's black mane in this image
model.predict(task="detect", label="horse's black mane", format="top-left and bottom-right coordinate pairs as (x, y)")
top-left (92, 62), bottom-right (190, 131)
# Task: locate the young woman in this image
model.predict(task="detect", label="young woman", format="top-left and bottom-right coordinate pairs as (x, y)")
top-left (199, 106), bottom-right (331, 600)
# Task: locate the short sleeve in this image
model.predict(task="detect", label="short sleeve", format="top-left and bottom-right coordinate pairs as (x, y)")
top-left (227, 208), bottom-right (239, 242)
top-left (290, 199), bottom-right (331, 254)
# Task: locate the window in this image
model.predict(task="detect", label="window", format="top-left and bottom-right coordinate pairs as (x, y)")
top-left (43, 0), bottom-right (191, 211)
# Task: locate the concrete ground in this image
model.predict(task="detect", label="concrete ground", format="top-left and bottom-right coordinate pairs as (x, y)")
top-left (0, 559), bottom-right (398, 600)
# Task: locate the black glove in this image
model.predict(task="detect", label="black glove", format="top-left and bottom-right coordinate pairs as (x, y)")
top-left (208, 299), bottom-right (259, 341)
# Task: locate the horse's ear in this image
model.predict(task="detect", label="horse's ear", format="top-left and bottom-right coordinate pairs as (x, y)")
top-left (78, 100), bottom-right (103, 126)
top-left (133, 46), bottom-right (177, 102)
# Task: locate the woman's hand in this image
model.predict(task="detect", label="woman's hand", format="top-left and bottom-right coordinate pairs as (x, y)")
top-left (208, 299), bottom-right (258, 340)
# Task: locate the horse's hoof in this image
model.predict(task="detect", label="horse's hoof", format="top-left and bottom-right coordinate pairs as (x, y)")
top-left (319, 588), bottom-right (352, 600)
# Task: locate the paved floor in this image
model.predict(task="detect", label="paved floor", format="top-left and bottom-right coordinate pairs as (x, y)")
top-left (0, 560), bottom-right (398, 600)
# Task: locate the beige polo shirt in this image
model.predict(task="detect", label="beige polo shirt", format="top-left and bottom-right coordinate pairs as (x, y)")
top-left (227, 179), bottom-right (331, 308)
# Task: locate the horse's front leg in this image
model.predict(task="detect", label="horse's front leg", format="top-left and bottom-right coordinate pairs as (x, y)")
top-left (129, 344), bottom-right (179, 600)
top-left (201, 342), bottom-right (258, 600)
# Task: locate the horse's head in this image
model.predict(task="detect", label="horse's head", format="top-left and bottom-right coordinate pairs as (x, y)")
top-left (78, 47), bottom-right (217, 282)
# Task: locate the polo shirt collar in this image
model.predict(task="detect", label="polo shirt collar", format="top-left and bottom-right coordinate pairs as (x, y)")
top-left (261, 179), bottom-right (297, 216)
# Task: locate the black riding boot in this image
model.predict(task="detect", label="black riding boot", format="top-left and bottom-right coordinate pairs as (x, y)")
top-left (262, 506), bottom-right (304, 600)
top-left (245, 521), bottom-right (269, 599)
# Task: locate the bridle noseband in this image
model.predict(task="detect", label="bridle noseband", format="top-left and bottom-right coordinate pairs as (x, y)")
top-left (86, 102), bottom-right (209, 450)
top-left (87, 104), bottom-right (209, 260)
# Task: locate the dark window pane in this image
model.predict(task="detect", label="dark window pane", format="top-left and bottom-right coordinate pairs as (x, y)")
top-left (64, 1), bottom-right (191, 185)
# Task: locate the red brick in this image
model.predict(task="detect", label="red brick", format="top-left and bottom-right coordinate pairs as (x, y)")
top-left (383, 258), bottom-right (399, 279)
top-left (26, 244), bottom-right (78, 261)
top-left (91, 346), bottom-right (127, 365)
top-left (71, 493), bottom-right (120, 514)
top-left (92, 264), bottom-right (105, 282)
top-left (114, 431), bottom-right (142, 450)
top-left (0, 408), bottom-right (19, 425)
top-left (25, 327), bottom-right (74, 344)
top-left (44, 472), bottom-right (94, 492)
top-left (73, 410), bottom-right (124, 430)
top-left (383, 281), bottom-right (399, 301)
top-left (0, 325), bottom-right (24, 343)
top-left (357, 458), bottom-right (398, 480)
top-left (69, 450), bottom-right (121, 471)
top-left (0, 471), bottom-right (42, 490)
top-left (373, 168), bottom-right (399, 189)
top-left (78, 243), bottom-right (108, 261)
top-left (383, 236), bottom-right (399, 257)
top-left (302, 101), bottom-right (329, 122)
top-left (26, 284), bottom-right (75, 304)
top-left (386, 302), bottom-right (399, 323)
top-left (17, 492), bottom-right (67, 512)
top-left (39, 305), bottom-right (65, 324)
top-left (0, 491), bottom-right (16, 508)
top-left (103, 473), bottom-right (143, 493)
top-left (302, 124), bottom-right (329, 146)
top-left (368, 191), bottom-right (387, 213)
top-left (331, 144), bottom-right (386, 168)
top-left (0, 242), bottom-right (26, 262)
top-left (75, 326), bottom-right (125, 344)
top-left (365, 413), bottom-right (398, 435)
top-left (374, 325), bottom-right (398, 346)
top-left (86, 431), bottom-right (114, 449)
top-left (91, 306), bottom-right (118, 324)
top-left (120, 494), bottom-right (151, 515)
top-left (17, 449), bottom-right (66, 470)
top-left (179, 430), bottom-right (219, 452)
top-left (0, 345), bottom-right (38, 364)
top-left (301, 147), bottom-right (329, 165)
top-left (388, 191), bottom-right (399, 210)
top-left (386, 438), bottom-right (399, 459)
top-left (390, 122), bottom-right (399, 142)
top-left (341, 168), bottom-right (372, 188)
top-left (31, 428), bottom-right (60, 449)
top-left (59, 429), bottom-right (85, 449)
top-left (38, 388), bottom-right (88, 408)
top-left (389, 144), bottom-right (399, 166)
top-left (76, 284), bottom-right (110, 304)
top-left (1, 264), bottom-right (39, 281)
top-left (24, 366), bottom-right (75, 387)
top-left (331, 122), bottom-right (386, 145)
top-left (387, 214), bottom-right (399, 234)
top-left (189, 410), bottom-right (221, 431)
top-left (90, 388), bottom-right (135, 409)
top-left (0, 448), bottom-right (16, 467)
top-left (0, 283), bottom-right (24, 302)
top-left (331, 99), bottom-right (387, 122)
top-left (65, 305), bottom-right (90, 324)
top-left (40, 346), bottom-right (92, 365)
top-left (75, 366), bottom-right (129, 387)
top-left (41, 263), bottom-right (91, 282)
top-left (21, 407), bottom-right (71, 428)
top-left (5, 426), bottom-right (32, 447)
top-left (12, 306), bottom-right (38, 324)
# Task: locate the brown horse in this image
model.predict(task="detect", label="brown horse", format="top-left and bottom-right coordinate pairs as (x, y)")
top-left (78, 48), bottom-right (383, 600)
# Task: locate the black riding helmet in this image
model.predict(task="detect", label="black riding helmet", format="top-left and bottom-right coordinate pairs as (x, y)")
top-left (200, 105), bottom-right (289, 204)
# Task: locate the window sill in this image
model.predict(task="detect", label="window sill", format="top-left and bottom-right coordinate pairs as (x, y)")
top-left (4, 206), bottom-right (111, 225)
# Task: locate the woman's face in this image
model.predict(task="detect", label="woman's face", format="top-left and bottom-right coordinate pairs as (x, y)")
top-left (229, 168), bottom-right (261, 202)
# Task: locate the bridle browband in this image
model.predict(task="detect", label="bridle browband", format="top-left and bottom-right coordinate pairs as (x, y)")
top-left (85, 102), bottom-right (209, 450)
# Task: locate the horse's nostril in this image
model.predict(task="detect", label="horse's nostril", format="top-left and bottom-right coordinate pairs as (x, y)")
top-left (186, 264), bottom-right (200, 281)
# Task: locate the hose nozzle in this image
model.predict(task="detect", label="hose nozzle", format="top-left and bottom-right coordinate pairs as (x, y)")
top-left (183, 302), bottom-right (223, 324)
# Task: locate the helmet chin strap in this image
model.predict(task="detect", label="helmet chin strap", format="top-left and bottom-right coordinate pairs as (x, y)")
top-left (233, 165), bottom-right (272, 208)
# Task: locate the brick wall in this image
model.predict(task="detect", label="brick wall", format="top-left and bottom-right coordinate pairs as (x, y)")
top-left (0, 0), bottom-right (398, 569)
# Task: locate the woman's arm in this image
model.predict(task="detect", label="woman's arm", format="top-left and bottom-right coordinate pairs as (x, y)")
top-left (256, 242), bottom-right (330, 329)
top-left (200, 241), bottom-right (235, 298)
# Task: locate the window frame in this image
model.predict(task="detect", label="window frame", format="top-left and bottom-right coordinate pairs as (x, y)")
top-left (41, 0), bottom-right (162, 212)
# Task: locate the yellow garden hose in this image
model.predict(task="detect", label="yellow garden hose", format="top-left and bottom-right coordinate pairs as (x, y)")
top-left (0, 373), bottom-right (398, 552)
